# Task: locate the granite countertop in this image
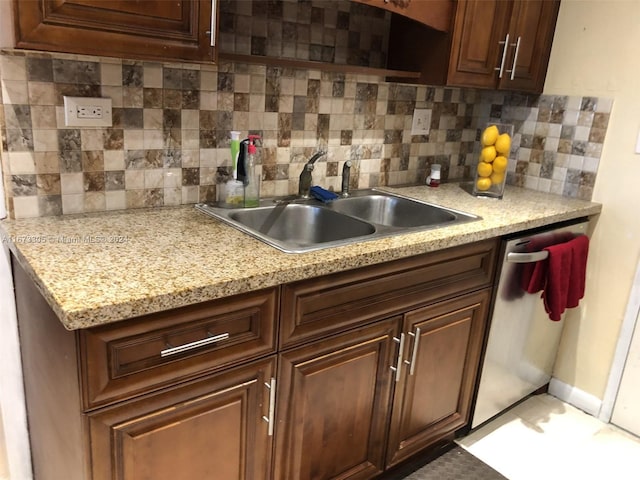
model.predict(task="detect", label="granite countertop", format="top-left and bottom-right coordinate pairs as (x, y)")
top-left (1, 183), bottom-right (602, 330)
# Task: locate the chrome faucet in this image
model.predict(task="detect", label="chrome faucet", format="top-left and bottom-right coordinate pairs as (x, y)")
top-left (298, 151), bottom-right (326, 198)
top-left (341, 160), bottom-right (352, 197)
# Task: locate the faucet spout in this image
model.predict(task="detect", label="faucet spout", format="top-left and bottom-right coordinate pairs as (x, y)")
top-left (341, 160), bottom-right (352, 197)
top-left (298, 151), bottom-right (326, 198)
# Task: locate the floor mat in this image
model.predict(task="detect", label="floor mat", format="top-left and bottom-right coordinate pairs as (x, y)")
top-left (402, 446), bottom-right (508, 480)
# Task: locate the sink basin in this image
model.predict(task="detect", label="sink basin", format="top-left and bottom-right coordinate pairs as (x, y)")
top-left (208, 203), bottom-right (375, 253)
top-left (196, 201), bottom-right (376, 253)
top-left (327, 193), bottom-right (457, 228)
top-left (196, 189), bottom-right (479, 253)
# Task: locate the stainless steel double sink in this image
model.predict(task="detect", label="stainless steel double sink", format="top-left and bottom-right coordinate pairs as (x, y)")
top-left (196, 189), bottom-right (479, 253)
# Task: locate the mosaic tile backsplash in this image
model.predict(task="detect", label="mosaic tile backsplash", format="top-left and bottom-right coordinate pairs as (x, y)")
top-left (0, 49), bottom-right (611, 219)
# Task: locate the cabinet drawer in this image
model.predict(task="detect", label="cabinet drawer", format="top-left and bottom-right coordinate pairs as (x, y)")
top-left (80, 287), bottom-right (278, 410)
top-left (281, 240), bottom-right (497, 348)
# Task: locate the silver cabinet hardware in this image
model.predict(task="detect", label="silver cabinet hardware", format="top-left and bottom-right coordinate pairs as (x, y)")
top-left (205, 0), bottom-right (216, 47)
top-left (506, 36), bottom-right (521, 80)
top-left (160, 332), bottom-right (229, 357)
top-left (408, 327), bottom-right (421, 375)
top-left (262, 377), bottom-right (276, 436)
top-left (390, 333), bottom-right (406, 382)
top-left (494, 33), bottom-right (510, 78)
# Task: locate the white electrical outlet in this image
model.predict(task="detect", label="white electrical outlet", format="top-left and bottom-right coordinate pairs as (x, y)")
top-left (63, 96), bottom-right (112, 127)
top-left (411, 108), bottom-right (431, 136)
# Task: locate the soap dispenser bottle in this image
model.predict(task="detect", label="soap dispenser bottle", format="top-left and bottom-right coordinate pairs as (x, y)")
top-left (243, 135), bottom-right (261, 207)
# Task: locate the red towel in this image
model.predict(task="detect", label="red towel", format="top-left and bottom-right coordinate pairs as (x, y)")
top-left (524, 235), bottom-right (589, 321)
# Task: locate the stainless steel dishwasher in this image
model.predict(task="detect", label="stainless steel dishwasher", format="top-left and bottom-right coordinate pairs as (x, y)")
top-left (471, 219), bottom-right (590, 428)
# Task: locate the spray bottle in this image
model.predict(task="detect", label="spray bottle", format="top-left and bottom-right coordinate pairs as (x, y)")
top-left (243, 135), bottom-right (261, 207)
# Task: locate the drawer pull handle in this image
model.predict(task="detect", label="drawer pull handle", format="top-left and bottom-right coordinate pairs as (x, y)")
top-left (262, 378), bottom-right (276, 436)
top-left (160, 332), bottom-right (230, 357)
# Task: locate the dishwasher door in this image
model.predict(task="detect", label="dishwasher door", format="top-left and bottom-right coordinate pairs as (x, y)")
top-left (471, 220), bottom-right (590, 428)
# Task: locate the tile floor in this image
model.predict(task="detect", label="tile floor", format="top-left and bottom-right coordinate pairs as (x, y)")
top-left (455, 394), bottom-right (640, 480)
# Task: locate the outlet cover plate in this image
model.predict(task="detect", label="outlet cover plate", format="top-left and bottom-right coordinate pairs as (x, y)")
top-left (411, 108), bottom-right (431, 136)
top-left (63, 96), bottom-right (112, 127)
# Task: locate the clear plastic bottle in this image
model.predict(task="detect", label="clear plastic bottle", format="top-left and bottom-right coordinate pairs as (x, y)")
top-left (243, 135), bottom-right (261, 207)
top-left (222, 131), bottom-right (244, 206)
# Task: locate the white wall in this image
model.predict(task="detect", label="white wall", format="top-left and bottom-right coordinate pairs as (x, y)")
top-left (545, 0), bottom-right (640, 400)
top-left (0, 32), bottom-right (32, 478)
top-left (0, 1), bottom-right (14, 49)
top-left (0, 244), bottom-right (32, 480)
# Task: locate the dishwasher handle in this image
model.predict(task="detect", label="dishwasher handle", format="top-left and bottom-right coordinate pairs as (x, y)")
top-left (506, 251), bottom-right (549, 263)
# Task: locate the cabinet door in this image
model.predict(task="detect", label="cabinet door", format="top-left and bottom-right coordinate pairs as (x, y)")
top-left (274, 318), bottom-right (400, 480)
top-left (14, 0), bottom-right (216, 62)
top-left (89, 357), bottom-right (275, 480)
top-left (386, 290), bottom-right (490, 467)
top-left (500, 0), bottom-right (560, 93)
top-left (447, 0), bottom-right (512, 89)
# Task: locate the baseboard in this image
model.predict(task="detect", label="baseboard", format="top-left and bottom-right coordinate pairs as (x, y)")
top-left (548, 377), bottom-right (602, 417)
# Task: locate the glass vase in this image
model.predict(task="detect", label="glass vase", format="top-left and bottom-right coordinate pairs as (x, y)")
top-left (472, 123), bottom-right (514, 199)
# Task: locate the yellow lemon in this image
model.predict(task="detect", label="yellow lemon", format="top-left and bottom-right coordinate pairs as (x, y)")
top-left (476, 177), bottom-right (492, 191)
top-left (490, 171), bottom-right (505, 185)
top-left (495, 133), bottom-right (511, 155)
top-left (477, 162), bottom-right (493, 177)
top-left (480, 146), bottom-right (496, 163)
top-left (493, 156), bottom-right (508, 173)
top-left (481, 125), bottom-right (499, 146)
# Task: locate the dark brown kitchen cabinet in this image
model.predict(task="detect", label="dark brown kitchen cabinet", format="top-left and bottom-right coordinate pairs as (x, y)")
top-left (447, 0), bottom-right (560, 92)
top-left (12, 255), bottom-right (277, 480)
top-left (11, 0), bottom-right (218, 62)
top-left (386, 290), bottom-right (490, 467)
top-left (273, 319), bottom-right (401, 480)
top-left (273, 290), bottom-right (491, 480)
top-left (89, 357), bottom-right (276, 480)
top-left (13, 238), bottom-right (498, 480)
top-left (275, 241), bottom-right (497, 479)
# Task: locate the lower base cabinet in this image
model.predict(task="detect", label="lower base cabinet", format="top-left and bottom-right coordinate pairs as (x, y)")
top-left (13, 240), bottom-right (497, 480)
top-left (88, 357), bottom-right (276, 480)
top-left (274, 289), bottom-right (491, 479)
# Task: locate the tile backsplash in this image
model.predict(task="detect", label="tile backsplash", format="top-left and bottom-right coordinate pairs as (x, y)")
top-left (0, 49), bottom-right (611, 219)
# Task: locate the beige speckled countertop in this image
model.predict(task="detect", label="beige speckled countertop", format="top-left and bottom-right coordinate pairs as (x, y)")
top-left (1, 184), bottom-right (601, 330)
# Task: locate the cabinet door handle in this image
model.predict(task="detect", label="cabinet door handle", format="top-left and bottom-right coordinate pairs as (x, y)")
top-left (506, 36), bottom-right (521, 80)
top-left (261, 377), bottom-right (276, 436)
top-left (390, 333), bottom-right (406, 382)
top-left (407, 327), bottom-right (421, 376)
top-left (160, 332), bottom-right (229, 357)
top-left (205, 0), bottom-right (216, 47)
top-left (494, 33), bottom-right (510, 79)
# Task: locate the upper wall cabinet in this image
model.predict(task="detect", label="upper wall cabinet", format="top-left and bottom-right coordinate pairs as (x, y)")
top-left (447, 0), bottom-right (560, 92)
top-left (12, 0), bottom-right (218, 63)
top-left (387, 0), bottom-right (560, 93)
